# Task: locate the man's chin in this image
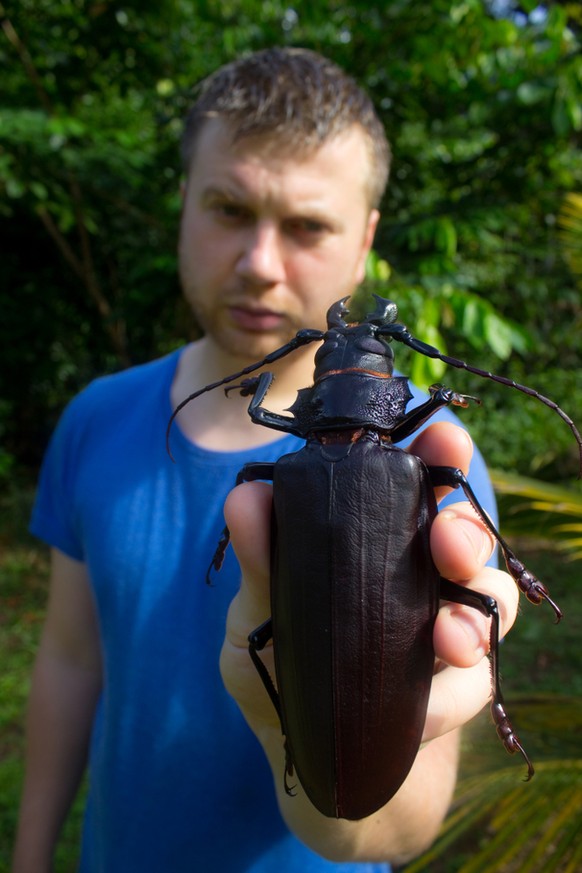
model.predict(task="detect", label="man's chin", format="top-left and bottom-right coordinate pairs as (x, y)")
top-left (214, 323), bottom-right (297, 365)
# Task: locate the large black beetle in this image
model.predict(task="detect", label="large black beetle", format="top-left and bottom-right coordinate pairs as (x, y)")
top-left (168, 296), bottom-right (581, 820)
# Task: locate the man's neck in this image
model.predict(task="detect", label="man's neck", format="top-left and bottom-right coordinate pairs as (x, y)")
top-left (170, 336), bottom-right (315, 452)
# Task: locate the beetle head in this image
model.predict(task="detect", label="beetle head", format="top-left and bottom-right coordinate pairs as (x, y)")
top-left (313, 296), bottom-right (396, 381)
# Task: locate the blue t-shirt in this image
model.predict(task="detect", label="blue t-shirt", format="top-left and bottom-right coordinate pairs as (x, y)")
top-left (31, 348), bottom-right (496, 872)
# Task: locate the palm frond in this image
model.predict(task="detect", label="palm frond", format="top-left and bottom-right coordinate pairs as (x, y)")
top-left (490, 470), bottom-right (582, 561)
top-left (406, 759), bottom-right (582, 872)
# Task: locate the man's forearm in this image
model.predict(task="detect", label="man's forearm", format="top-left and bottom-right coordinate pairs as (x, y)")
top-left (12, 646), bottom-right (101, 872)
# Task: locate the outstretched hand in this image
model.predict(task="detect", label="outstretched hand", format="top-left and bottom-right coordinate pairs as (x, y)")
top-left (218, 421), bottom-right (522, 859)
top-left (220, 421), bottom-right (518, 744)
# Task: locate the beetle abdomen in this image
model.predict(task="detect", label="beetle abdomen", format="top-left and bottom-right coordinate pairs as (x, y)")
top-left (271, 436), bottom-right (439, 819)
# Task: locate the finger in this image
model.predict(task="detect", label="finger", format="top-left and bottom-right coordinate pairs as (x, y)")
top-left (220, 482), bottom-right (280, 729)
top-left (431, 500), bottom-right (495, 582)
top-left (223, 481), bottom-right (273, 642)
top-left (408, 421), bottom-right (473, 502)
top-left (433, 565), bottom-right (520, 668)
top-left (426, 567), bottom-right (520, 739)
top-left (423, 657), bottom-right (492, 741)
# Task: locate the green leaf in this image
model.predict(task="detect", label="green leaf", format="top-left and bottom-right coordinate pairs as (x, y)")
top-left (490, 470), bottom-right (582, 561)
top-left (483, 311), bottom-right (514, 359)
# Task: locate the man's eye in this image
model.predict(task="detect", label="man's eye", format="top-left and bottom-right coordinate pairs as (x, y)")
top-left (285, 218), bottom-right (328, 237)
top-left (214, 202), bottom-right (251, 222)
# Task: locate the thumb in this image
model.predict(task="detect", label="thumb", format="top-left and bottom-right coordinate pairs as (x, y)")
top-left (223, 481), bottom-right (273, 643)
top-left (220, 481), bottom-right (279, 730)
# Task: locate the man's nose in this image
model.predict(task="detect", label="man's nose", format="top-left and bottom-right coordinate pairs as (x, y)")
top-left (235, 222), bottom-right (286, 286)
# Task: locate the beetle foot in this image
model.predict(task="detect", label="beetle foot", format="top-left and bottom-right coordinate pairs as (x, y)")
top-left (206, 539), bottom-right (228, 585)
top-left (453, 394), bottom-right (483, 409)
top-left (505, 556), bottom-right (563, 622)
top-left (206, 526), bottom-right (231, 584)
top-left (284, 748), bottom-right (297, 797)
top-left (491, 701), bottom-right (535, 781)
top-left (224, 377), bottom-right (261, 397)
top-left (451, 391), bottom-right (482, 408)
top-left (428, 384), bottom-right (481, 407)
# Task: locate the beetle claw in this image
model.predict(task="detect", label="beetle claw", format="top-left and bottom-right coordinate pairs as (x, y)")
top-left (491, 700), bottom-right (535, 781)
top-left (450, 390), bottom-right (482, 408)
top-left (224, 377), bottom-right (261, 397)
top-left (543, 590), bottom-right (563, 624)
top-left (284, 746), bottom-right (296, 796)
top-left (284, 769), bottom-right (297, 797)
top-left (505, 556), bottom-right (563, 622)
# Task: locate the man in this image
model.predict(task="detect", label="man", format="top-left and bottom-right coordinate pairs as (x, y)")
top-left (13, 48), bottom-right (518, 871)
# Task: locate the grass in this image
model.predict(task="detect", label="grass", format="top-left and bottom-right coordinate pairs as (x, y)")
top-left (0, 477), bottom-right (580, 871)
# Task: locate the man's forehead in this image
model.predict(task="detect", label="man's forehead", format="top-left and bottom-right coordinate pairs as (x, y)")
top-left (191, 116), bottom-right (370, 169)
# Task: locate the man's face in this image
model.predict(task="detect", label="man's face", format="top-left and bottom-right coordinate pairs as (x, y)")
top-left (178, 118), bottom-right (379, 363)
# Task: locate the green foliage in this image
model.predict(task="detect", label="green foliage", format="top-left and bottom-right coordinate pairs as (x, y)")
top-left (357, 254), bottom-right (532, 390)
top-left (407, 756), bottom-right (582, 873)
top-left (491, 470), bottom-right (582, 560)
top-left (558, 192), bottom-right (582, 280)
top-left (464, 366), bottom-right (582, 480)
top-left (0, 0), bottom-right (581, 475)
top-left (405, 535), bottom-right (582, 872)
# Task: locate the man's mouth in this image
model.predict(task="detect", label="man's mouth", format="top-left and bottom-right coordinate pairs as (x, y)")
top-left (228, 305), bottom-right (286, 332)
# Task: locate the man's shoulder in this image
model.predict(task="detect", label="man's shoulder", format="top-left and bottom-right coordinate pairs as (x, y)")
top-left (69, 349), bottom-right (182, 417)
top-left (47, 349), bottom-right (183, 457)
top-left (89, 348), bottom-right (182, 398)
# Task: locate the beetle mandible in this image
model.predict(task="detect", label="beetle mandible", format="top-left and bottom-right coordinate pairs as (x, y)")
top-left (167, 295), bottom-right (582, 821)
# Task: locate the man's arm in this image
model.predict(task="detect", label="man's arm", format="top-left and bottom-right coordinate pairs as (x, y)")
top-left (12, 549), bottom-right (103, 873)
top-left (219, 422), bottom-right (519, 865)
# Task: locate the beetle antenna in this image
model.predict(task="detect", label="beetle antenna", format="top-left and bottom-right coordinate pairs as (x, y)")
top-left (380, 324), bottom-right (582, 476)
top-left (166, 328), bottom-right (324, 460)
top-left (441, 354), bottom-right (582, 474)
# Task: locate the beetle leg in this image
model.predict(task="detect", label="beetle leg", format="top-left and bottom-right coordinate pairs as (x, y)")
top-left (429, 465), bottom-right (562, 622)
top-left (248, 620), bottom-right (297, 796)
top-left (383, 321), bottom-right (582, 473)
top-left (390, 384), bottom-right (480, 443)
top-left (248, 619), bottom-right (281, 719)
top-left (439, 579), bottom-right (534, 780)
top-left (167, 327), bottom-right (323, 457)
top-left (247, 372), bottom-right (302, 434)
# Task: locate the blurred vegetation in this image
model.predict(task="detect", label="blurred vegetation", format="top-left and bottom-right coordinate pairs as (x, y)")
top-left (407, 544), bottom-right (582, 873)
top-left (1, 0), bottom-right (581, 478)
top-left (1, 1), bottom-right (581, 871)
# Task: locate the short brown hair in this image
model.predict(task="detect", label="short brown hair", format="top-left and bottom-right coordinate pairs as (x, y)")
top-left (181, 47), bottom-right (391, 208)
